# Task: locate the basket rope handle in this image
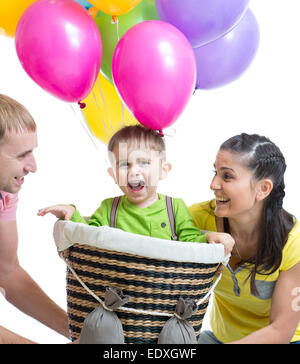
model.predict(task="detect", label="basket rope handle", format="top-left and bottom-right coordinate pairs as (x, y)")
top-left (60, 252), bottom-right (223, 318)
top-left (61, 252), bottom-right (173, 317)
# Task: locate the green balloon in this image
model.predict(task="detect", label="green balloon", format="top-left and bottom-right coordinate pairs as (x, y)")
top-left (95, 0), bottom-right (158, 83)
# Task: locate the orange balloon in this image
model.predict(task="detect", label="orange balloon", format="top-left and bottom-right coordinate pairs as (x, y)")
top-left (0, 0), bottom-right (37, 37)
top-left (88, 0), bottom-right (142, 16)
top-left (88, 6), bottom-right (99, 19)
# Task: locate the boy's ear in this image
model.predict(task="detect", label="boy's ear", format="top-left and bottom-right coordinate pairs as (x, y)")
top-left (107, 167), bottom-right (117, 183)
top-left (160, 162), bottom-right (172, 180)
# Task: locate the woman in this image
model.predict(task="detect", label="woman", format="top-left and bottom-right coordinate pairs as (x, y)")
top-left (190, 133), bottom-right (300, 344)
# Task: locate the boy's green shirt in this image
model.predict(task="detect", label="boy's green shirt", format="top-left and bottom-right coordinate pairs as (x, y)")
top-left (71, 193), bottom-right (207, 243)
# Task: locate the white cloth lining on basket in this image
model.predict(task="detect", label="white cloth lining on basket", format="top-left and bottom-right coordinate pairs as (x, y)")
top-left (53, 220), bottom-right (230, 264)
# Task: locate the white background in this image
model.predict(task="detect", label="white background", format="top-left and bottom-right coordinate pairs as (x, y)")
top-left (0, 0), bottom-right (300, 343)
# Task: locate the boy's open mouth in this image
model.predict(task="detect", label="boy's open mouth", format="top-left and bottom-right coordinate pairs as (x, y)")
top-left (128, 181), bottom-right (145, 192)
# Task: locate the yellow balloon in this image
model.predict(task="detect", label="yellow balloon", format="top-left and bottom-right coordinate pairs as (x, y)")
top-left (0, 0), bottom-right (37, 37)
top-left (88, 0), bottom-right (142, 17)
top-left (82, 73), bottom-right (138, 144)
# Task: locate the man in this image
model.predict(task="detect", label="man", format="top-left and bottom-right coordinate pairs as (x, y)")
top-left (0, 94), bottom-right (69, 344)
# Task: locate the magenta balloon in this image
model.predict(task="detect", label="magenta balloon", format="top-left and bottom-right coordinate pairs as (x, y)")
top-left (112, 20), bottom-right (196, 130)
top-left (194, 9), bottom-right (259, 90)
top-left (155, 0), bottom-right (250, 48)
top-left (15, 0), bottom-right (102, 102)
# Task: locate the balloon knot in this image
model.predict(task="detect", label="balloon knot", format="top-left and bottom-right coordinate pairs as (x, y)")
top-left (112, 15), bottom-right (118, 24)
top-left (157, 130), bottom-right (164, 137)
top-left (78, 101), bottom-right (86, 109)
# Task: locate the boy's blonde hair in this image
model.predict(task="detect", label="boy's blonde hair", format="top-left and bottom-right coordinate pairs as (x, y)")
top-left (108, 125), bottom-right (166, 157)
top-left (0, 94), bottom-right (36, 142)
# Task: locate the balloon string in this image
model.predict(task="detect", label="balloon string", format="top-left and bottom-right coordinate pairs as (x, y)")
top-left (79, 109), bottom-right (100, 151)
top-left (113, 19), bottom-right (125, 127)
top-left (116, 17), bottom-right (120, 41)
top-left (116, 16), bottom-right (123, 127)
top-left (91, 89), bottom-right (111, 141)
top-left (97, 78), bottom-right (114, 135)
top-left (69, 103), bottom-right (100, 151)
top-left (111, 16), bottom-right (120, 41)
top-left (121, 103), bottom-right (125, 127)
top-left (110, 17), bottom-right (126, 129)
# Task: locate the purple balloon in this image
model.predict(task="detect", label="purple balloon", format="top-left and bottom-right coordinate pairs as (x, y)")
top-left (15, 0), bottom-right (102, 102)
top-left (194, 9), bottom-right (259, 90)
top-left (155, 0), bottom-right (250, 47)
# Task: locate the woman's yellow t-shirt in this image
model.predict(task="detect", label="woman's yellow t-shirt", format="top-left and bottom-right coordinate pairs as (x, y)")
top-left (189, 200), bottom-right (300, 343)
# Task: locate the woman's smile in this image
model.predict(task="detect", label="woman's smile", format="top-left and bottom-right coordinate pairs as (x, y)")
top-left (215, 197), bottom-right (230, 206)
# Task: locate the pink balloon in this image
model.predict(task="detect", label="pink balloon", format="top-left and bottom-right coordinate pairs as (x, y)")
top-left (15, 0), bottom-right (102, 102)
top-left (112, 20), bottom-right (196, 130)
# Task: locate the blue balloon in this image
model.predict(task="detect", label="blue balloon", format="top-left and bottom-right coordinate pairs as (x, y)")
top-left (74, 0), bottom-right (92, 10)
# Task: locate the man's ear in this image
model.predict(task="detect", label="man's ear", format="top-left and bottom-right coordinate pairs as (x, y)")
top-left (256, 178), bottom-right (273, 201)
top-left (160, 162), bottom-right (172, 180)
top-left (107, 167), bottom-right (117, 184)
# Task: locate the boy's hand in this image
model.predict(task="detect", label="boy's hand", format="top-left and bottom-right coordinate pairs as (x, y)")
top-left (38, 204), bottom-right (75, 220)
top-left (206, 232), bottom-right (235, 256)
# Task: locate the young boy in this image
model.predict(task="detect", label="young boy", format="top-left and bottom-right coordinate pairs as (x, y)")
top-left (38, 125), bottom-right (234, 254)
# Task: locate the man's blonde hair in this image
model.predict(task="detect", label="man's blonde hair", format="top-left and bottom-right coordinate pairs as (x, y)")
top-left (0, 94), bottom-right (36, 141)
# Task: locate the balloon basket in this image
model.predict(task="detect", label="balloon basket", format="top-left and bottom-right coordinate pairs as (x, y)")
top-left (53, 220), bottom-right (227, 343)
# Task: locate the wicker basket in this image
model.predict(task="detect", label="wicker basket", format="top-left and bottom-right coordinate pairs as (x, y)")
top-left (53, 221), bottom-right (227, 344)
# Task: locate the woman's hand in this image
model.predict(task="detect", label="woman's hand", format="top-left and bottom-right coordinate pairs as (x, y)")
top-left (206, 231), bottom-right (235, 256)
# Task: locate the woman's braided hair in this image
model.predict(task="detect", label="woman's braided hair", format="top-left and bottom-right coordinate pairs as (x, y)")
top-left (220, 133), bottom-right (294, 295)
